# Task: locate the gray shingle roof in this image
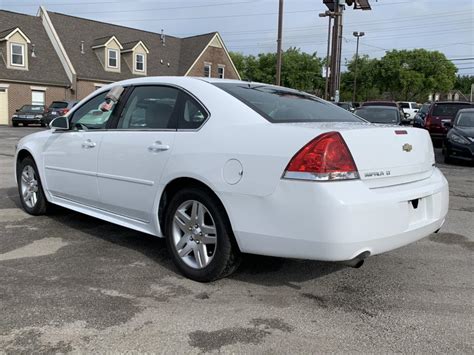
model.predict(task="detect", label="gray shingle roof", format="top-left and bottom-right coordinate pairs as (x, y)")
top-left (48, 11), bottom-right (214, 82)
top-left (0, 11), bottom-right (70, 86)
top-left (178, 33), bottom-right (216, 75)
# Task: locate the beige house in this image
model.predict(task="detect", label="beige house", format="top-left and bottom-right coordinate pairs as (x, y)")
top-left (0, 7), bottom-right (240, 126)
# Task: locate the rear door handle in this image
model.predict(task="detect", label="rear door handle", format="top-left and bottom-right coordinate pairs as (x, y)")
top-left (147, 141), bottom-right (170, 153)
top-left (81, 139), bottom-right (96, 149)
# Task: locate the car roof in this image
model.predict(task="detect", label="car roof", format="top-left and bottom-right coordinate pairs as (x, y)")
top-left (432, 101), bottom-right (473, 104)
top-left (356, 105), bottom-right (398, 110)
top-left (457, 108), bottom-right (474, 112)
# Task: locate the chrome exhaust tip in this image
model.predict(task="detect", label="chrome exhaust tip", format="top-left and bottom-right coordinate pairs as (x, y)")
top-left (340, 251), bottom-right (370, 268)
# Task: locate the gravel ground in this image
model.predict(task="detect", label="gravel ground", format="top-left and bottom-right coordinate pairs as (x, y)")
top-left (0, 126), bottom-right (472, 354)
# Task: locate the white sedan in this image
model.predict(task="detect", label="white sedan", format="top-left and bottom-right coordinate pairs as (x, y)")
top-left (15, 77), bottom-right (449, 282)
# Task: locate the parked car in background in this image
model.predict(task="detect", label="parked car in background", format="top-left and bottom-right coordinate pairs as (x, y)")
top-left (14, 77), bottom-right (449, 282)
top-left (413, 103), bottom-right (431, 128)
top-left (335, 102), bottom-right (355, 112)
top-left (12, 105), bottom-right (47, 127)
top-left (443, 108), bottom-right (474, 163)
top-left (423, 101), bottom-right (474, 142)
top-left (43, 100), bottom-right (78, 126)
top-left (361, 101), bottom-right (398, 108)
top-left (354, 106), bottom-right (402, 125)
top-left (397, 101), bottom-right (420, 123)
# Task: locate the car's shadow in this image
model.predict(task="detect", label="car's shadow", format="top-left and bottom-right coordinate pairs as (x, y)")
top-left (5, 189), bottom-right (343, 284)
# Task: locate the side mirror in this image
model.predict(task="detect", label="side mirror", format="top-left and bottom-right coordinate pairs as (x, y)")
top-left (443, 121), bottom-right (452, 129)
top-left (16, 109), bottom-right (19, 112)
top-left (50, 116), bottom-right (69, 131)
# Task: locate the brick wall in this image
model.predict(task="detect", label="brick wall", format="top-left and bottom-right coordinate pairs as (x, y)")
top-left (187, 47), bottom-right (240, 79)
top-left (5, 82), bottom-right (68, 125)
top-left (76, 80), bottom-right (109, 101)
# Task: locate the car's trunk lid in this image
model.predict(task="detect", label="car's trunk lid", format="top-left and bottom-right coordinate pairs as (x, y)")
top-left (281, 122), bottom-right (435, 188)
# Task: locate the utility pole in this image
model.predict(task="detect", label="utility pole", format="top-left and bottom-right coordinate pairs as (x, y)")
top-left (319, 11), bottom-right (334, 100)
top-left (276, 0), bottom-right (284, 86)
top-left (352, 31), bottom-right (365, 103)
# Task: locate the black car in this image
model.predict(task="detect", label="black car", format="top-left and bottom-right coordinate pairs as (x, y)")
top-left (354, 105), bottom-right (403, 125)
top-left (43, 100), bottom-right (78, 125)
top-left (12, 105), bottom-right (47, 127)
top-left (413, 102), bottom-right (431, 128)
top-left (443, 108), bottom-right (474, 164)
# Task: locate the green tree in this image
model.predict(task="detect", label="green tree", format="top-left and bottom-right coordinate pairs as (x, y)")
top-left (374, 49), bottom-right (457, 101)
top-left (340, 54), bottom-right (380, 102)
top-left (453, 75), bottom-right (474, 94)
top-left (230, 48), bottom-right (324, 93)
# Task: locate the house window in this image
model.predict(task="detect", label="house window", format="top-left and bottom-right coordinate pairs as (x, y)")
top-left (31, 90), bottom-right (45, 105)
top-left (218, 66), bottom-right (225, 79)
top-left (135, 54), bottom-right (145, 72)
top-left (11, 43), bottom-right (25, 66)
top-left (108, 49), bottom-right (118, 68)
top-left (204, 64), bottom-right (211, 78)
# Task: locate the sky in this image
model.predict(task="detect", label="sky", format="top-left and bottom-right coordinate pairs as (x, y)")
top-left (1, 0), bottom-right (473, 75)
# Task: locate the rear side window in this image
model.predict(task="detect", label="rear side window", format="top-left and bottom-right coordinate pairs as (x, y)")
top-left (214, 83), bottom-right (361, 123)
top-left (49, 101), bottom-right (68, 109)
top-left (178, 93), bottom-right (208, 129)
top-left (399, 102), bottom-right (409, 109)
top-left (432, 103), bottom-right (473, 117)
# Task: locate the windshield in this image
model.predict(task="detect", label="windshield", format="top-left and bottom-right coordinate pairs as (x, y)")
top-left (49, 101), bottom-right (69, 109)
top-left (213, 83), bottom-right (362, 123)
top-left (20, 105), bottom-right (43, 112)
top-left (455, 112), bottom-right (474, 127)
top-left (432, 103), bottom-right (473, 117)
top-left (355, 107), bottom-right (400, 124)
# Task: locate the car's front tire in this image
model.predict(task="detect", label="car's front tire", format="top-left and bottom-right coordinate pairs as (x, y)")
top-left (12, 122), bottom-right (18, 127)
top-left (165, 187), bottom-right (240, 282)
top-left (17, 156), bottom-right (49, 215)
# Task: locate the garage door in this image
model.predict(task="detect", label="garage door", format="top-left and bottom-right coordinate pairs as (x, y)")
top-left (0, 88), bottom-right (8, 125)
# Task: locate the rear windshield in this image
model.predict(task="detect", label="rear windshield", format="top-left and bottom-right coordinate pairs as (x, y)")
top-left (49, 101), bottom-right (69, 109)
top-left (432, 103), bottom-right (473, 117)
top-left (363, 101), bottom-right (397, 107)
top-left (213, 83), bottom-right (362, 123)
top-left (355, 108), bottom-right (400, 124)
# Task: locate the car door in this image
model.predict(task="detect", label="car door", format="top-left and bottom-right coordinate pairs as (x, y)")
top-left (96, 85), bottom-right (183, 222)
top-left (42, 90), bottom-right (117, 207)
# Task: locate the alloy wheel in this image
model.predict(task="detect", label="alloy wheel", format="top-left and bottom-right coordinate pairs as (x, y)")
top-left (20, 165), bottom-right (39, 208)
top-left (172, 200), bottom-right (217, 269)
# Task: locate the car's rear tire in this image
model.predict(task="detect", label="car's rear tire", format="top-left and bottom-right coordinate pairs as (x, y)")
top-left (164, 187), bottom-right (241, 282)
top-left (17, 156), bottom-right (49, 215)
top-left (23, 123), bottom-right (28, 127)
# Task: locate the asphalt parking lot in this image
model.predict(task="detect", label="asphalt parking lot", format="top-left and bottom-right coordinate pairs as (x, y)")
top-left (0, 126), bottom-right (472, 353)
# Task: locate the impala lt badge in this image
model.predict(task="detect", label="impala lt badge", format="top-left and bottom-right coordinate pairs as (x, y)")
top-left (402, 143), bottom-right (413, 152)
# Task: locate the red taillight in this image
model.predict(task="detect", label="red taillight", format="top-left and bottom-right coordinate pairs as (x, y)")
top-left (283, 132), bottom-right (359, 181)
top-left (59, 108), bottom-right (70, 115)
top-left (425, 114), bottom-right (431, 128)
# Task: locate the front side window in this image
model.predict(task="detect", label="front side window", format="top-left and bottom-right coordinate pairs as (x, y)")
top-left (118, 86), bottom-right (179, 129)
top-left (455, 112), bottom-right (474, 127)
top-left (135, 54), bottom-right (145, 72)
top-left (214, 83), bottom-right (363, 123)
top-left (70, 91), bottom-right (117, 130)
top-left (399, 102), bottom-right (409, 109)
top-left (204, 64), bottom-right (211, 78)
top-left (31, 91), bottom-right (45, 106)
top-left (108, 49), bottom-right (118, 68)
top-left (11, 43), bottom-right (25, 66)
top-left (218, 66), bottom-right (225, 79)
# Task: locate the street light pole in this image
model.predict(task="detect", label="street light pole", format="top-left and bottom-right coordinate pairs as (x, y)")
top-left (352, 31), bottom-right (365, 104)
top-left (276, 0), bottom-right (284, 86)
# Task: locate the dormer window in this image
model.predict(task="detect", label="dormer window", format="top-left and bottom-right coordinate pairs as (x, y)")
top-left (0, 27), bottom-right (31, 70)
top-left (11, 43), bottom-right (25, 66)
top-left (92, 35), bottom-right (122, 72)
top-left (121, 40), bottom-right (149, 75)
top-left (135, 54), bottom-right (144, 72)
top-left (108, 49), bottom-right (118, 68)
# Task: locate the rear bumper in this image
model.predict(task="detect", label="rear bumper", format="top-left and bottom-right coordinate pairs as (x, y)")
top-left (224, 168), bottom-right (449, 261)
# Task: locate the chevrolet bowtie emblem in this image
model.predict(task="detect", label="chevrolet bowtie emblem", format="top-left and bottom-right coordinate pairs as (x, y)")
top-left (402, 143), bottom-right (413, 152)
